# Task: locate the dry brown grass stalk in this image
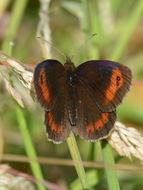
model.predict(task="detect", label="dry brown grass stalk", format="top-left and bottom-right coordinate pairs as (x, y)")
top-left (108, 121), bottom-right (143, 162)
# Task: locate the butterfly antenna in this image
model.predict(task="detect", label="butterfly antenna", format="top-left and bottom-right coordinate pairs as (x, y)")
top-left (70, 33), bottom-right (97, 60)
top-left (37, 36), bottom-right (66, 59)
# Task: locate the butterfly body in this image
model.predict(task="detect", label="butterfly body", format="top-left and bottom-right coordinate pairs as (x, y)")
top-left (34, 59), bottom-right (132, 143)
top-left (66, 68), bottom-right (77, 126)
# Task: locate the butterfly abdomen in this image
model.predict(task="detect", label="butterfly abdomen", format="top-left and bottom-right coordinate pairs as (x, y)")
top-left (66, 70), bottom-right (78, 126)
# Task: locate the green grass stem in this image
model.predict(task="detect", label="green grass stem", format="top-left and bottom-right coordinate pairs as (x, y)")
top-left (101, 141), bottom-right (120, 190)
top-left (2, 0), bottom-right (28, 52)
top-left (15, 105), bottom-right (46, 190)
top-left (67, 133), bottom-right (90, 189)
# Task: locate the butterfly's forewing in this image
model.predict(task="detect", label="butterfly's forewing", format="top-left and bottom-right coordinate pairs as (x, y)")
top-left (34, 60), bottom-right (71, 143)
top-left (72, 81), bottom-right (116, 141)
top-left (75, 60), bottom-right (132, 112)
top-left (34, 60), bottom-right (67, 110)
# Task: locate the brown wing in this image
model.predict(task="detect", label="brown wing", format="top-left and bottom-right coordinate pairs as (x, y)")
top-left (34, 59), bottom-right (71, 143)
top-left (34, 59), bottom-right (66, 110)
top-left (44, 99), bottom-right (71, 143)
top-left (75, 60), bottom-right (132, 112)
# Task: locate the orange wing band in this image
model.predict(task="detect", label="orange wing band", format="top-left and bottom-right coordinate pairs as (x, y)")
top-left (105, 68), bottom-right (123, 103)
top-left (48, 112), bottom-right (62, 133)
top-left (87, 113), bottom-right (109, 133)
top-left (38, 69), bottom-right (51, 104)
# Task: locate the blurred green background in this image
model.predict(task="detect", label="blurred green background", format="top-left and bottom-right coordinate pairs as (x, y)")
top-left (0, 0), bottom-right (143, 190)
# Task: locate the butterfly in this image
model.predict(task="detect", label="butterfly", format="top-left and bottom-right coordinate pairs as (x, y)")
top-left (33, 58), bottom-right (132, 143)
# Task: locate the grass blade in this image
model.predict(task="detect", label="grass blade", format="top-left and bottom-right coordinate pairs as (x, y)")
top-left (102, 141), bottom-right (120, 190)
top-left (67, 133), bottom-right (90, 189)
top-left (2, 0), bottom-right (28, 52)
top-left (16, 105), bottom-right (46, 190)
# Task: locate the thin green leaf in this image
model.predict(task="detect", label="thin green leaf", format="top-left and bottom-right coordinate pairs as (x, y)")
top-left (2, 0), bottom-right (28, 52)
top-left (102, 141), bottom-right (120, 190)
top-left (16, 105), bottom-right (46, 190)
top-left (67, 133), bottom-right (90, 189)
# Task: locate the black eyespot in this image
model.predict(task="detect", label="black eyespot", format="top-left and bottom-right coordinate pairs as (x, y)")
top-left (116, 76), bottom-right (121, 81)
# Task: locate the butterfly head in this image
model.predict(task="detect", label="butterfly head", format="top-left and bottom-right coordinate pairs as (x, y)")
top-left (64, 56), bottom-right (75, 71)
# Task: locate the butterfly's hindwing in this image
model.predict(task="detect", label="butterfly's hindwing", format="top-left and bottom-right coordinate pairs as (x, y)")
top-left (72, 80), bottom-right (116, 141)
top-left (44, 99), bottom-right (71, 143)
